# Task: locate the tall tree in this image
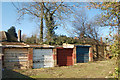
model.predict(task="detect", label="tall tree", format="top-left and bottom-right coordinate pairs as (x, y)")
top-left (89, 2), bottom-right (119, 26)
top-left (89, 2), bottom-right (120, 41)
top-left (7, 26), bottom-right (18, 38)
top-left (89, 1), bottom-right (120, 59)
top-left (72, 9), bottom-right (101, 44)
top-left (40, 2), bottom-right (44, 43)
top-left (13, 2), bottom-right (76, 43)
top-left (21, 34), bottom-right (27, 42)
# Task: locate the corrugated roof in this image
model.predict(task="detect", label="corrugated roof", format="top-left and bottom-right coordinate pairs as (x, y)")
top-left (75, 45), bottom-right (91, 47)
top-left (1, 42), bottom-right (55, 48)
top-left (29, 44), bottom-right (55, 48)
top-left (63, 43), bottom-right (91, 48)
top-left (0, 43), bottom-right (2, 46)
top-left (63, 43), bottom-right (74, 48)
top-left (1, 42), bottom-right (29, 48)
top-left (1, 42), bottom-right (26, 45)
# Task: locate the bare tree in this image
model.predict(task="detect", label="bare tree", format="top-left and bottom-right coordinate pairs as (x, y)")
top-left (72, 8), bottom-right (101, 44)
top-left (13, 2), bottom-right (77, 43)
top-left (21, 34), bottom-right (27, 42)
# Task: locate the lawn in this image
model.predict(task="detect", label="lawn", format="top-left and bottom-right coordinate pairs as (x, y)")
top-left (3, 59), bottom-right (118, 78)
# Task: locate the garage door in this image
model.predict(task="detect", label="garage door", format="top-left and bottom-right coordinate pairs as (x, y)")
top-left (33, 49), bottom-right (54, 68)
top-left (76, 47), bottom-right (89, 63)
top-left (0, 57), bottom-right (2, 79)
top-left (3, 48), bottom-right (28, 69)
top-left (57, 48), bottom-right (73, 66)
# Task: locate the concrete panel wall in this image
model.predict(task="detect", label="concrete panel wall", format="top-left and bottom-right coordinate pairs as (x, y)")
top-left (3, 48), bottom-right (28, 69)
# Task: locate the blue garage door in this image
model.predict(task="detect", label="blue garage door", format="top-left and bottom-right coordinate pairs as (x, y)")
top-left (76, 46), bottom-right (89, 63)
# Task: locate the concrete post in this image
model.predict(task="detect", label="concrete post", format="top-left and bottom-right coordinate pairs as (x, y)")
top-left (89, 47), bottom-right (93, 61)
top-left (18, 30), bottom-right (21, 42)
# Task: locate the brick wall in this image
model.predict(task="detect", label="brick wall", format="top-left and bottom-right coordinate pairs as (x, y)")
top-left (92, 44), bottom-right (105, 60)
top-left (28, 48), bottom-right (33, 69)
top-left (73, 47), bottom-right (76, 64)
top-left (53, 49), bottom-right (57, 66)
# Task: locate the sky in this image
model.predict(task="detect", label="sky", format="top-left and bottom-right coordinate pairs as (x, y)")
top-left (1, 2), bottom-right (116, 40)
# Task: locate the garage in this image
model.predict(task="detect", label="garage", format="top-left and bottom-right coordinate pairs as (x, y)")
top-left (0, 54), bottom-right (2, 80)
top-left (3, 48), bottom-right (28, 69)
top-left (57, 48), bottom-right (73, 66)
top-left (33, 48), bottom-right (54, 68)
top-left (76, 45), bottom-right (90, 63)
top-left (0, 45), bottom-right (2, 79)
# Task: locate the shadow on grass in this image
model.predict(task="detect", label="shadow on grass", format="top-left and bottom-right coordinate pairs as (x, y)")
top-left (1, 69), bottom-right (118, 80)
top-left (2, 69), bottom-right (36, 80)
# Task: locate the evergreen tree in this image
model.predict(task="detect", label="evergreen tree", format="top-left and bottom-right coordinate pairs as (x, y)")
top-left (7, 26), bottom-right (18, 42)
top-left (7, 26), bottom-right (18, 38)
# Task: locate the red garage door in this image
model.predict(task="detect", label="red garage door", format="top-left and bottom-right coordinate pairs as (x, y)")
top-left (57, 48), bottom-right (73, 66)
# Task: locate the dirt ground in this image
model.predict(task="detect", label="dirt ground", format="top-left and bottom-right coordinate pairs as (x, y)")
top-left (2, 59), bottom-right (118, 79)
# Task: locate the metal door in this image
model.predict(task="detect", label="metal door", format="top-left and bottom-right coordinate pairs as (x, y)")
top-left (57, 48), bottom-right (73, 66)
top-left (44, 55), bottom-right (54, 68)
top-left (33, 49), bottom-right (53, 68)
top-left (76, 47), bottom-right (89, 63)
top-left (0, 59), bottom-right (2, 79)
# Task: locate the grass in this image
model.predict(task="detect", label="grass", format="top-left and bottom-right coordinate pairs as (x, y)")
top-left (3, 59), bottom-right (118, 78)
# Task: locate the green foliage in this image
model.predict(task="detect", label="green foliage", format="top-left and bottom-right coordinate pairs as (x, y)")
top-left (109, 40), bottom-right (120, 78)
top-left (43, 35), bottom-right (92, 45)
top-left (112, 67), bottom-right (119, 78)
top-left (90, 2), bottom-right (119, 27)
top-left (26, 35), bottom-right (38, 44)
top-left (110, 41), bottom-right (120, 58)
top-left (7, 26), bottom-right (18, 42)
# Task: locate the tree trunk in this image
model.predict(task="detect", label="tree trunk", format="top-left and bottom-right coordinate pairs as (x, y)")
top-left (44, 13), bottom-right (54, 42)
top-left (40, 3), bottom-right (44, 44)
top-left (96, 45), bottom-right (99, 59)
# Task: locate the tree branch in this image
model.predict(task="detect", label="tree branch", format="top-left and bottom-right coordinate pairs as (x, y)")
top-left (18, 8), bottom-right (40, 17)
top-left (51, 2), bottom-right (63, 15)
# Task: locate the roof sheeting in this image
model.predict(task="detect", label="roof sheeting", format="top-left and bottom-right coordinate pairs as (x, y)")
top-left (1, 42), bottom-right (55, 48)
top-left (63, 43), bottom-right (75, 48)
top-left (1, 42), bottom-right (29, 48)
top-left (63, 43), bottom-right (91, 48)
top-left (29, 44), bottom-right (55, 48)
top-left (76, 45), bottom-right (91, 47)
